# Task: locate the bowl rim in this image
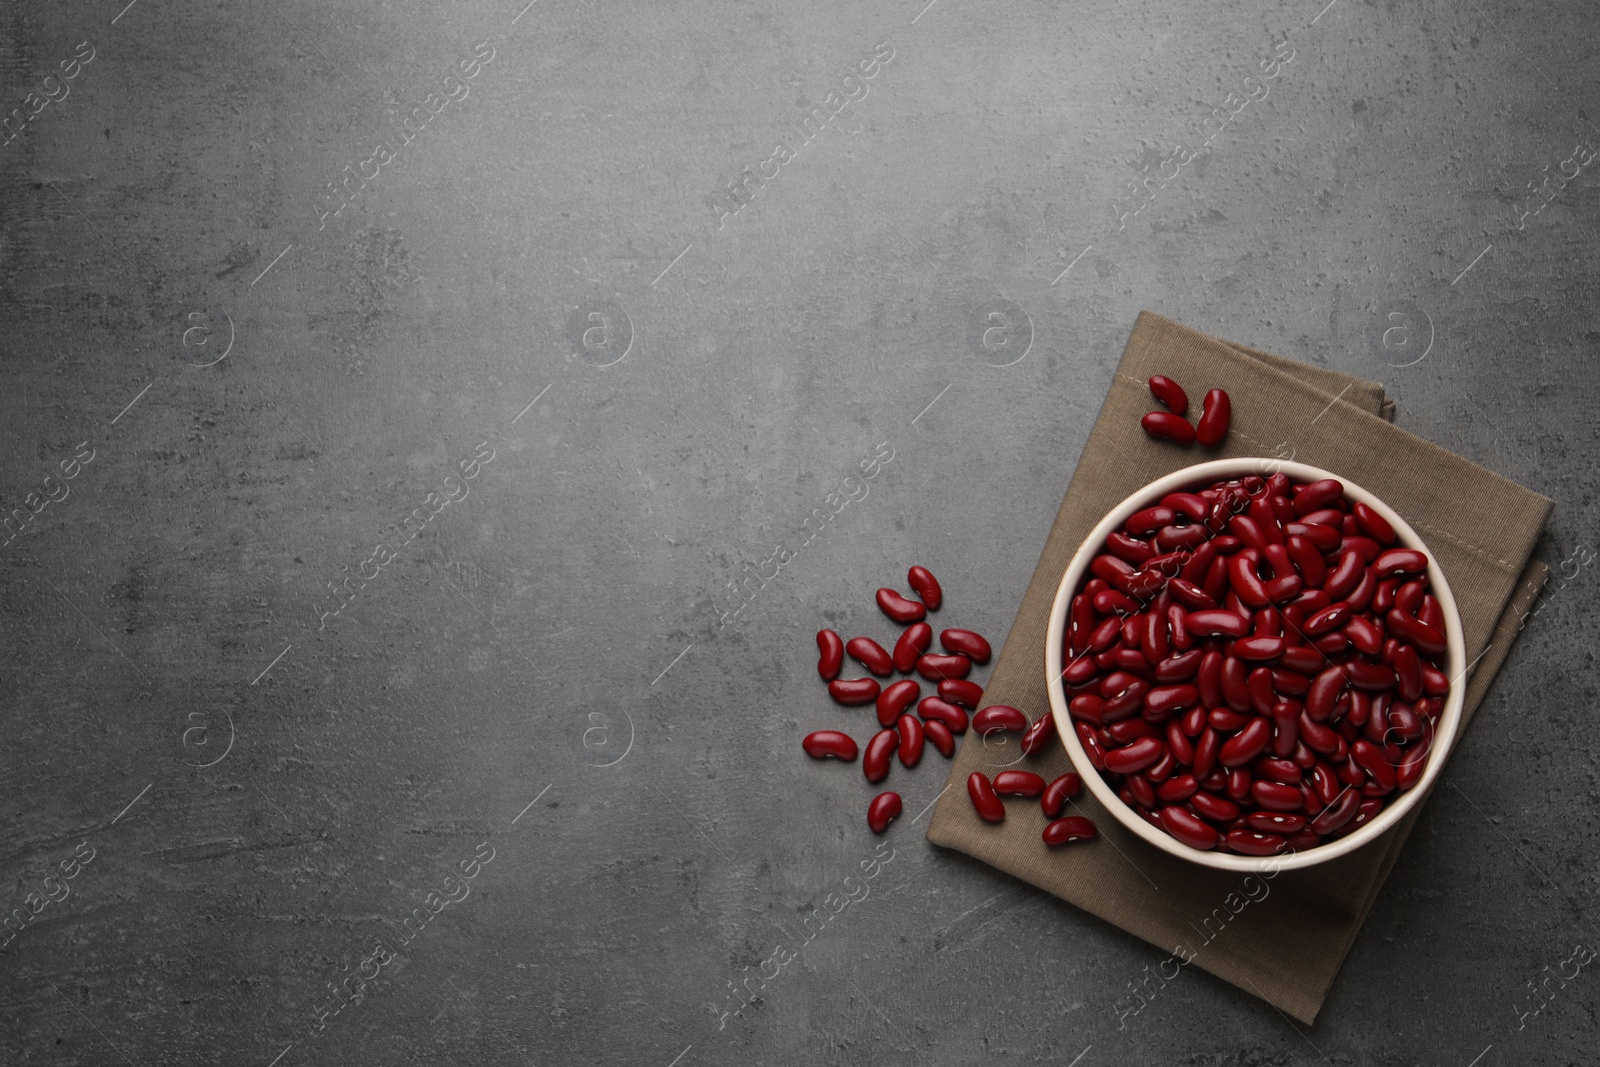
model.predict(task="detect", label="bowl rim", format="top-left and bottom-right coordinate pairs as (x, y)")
top-left (1044, 457), bottom-right (1468, 872)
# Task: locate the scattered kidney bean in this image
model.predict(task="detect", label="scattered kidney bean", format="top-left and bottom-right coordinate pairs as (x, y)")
top-left (1042, 773), bottom-right (1083, 818)
top-left (829, 678), bottom-right (881, 706)
top-left (868, 791), bottom-right (902, 834)
top-left (896, 714), bottom-right (926, 768)
top-left (1195, 389), bottom-right (1231, 447)
top-left (892, 622), bottom-right (933, 673)
top-left (924, 718), bottom-right (956, 758)
top-left (967, 772), bottom-right (1006, 823)
top-left (803, 731), bottom-right (859, 760)
top-left (1021, 714), bottom-right (1058, 756)
top-left (1148, 375), bottom-right (1190, 414)
top-left (993, 770), bottom-right (1047, 797)
top-left (939, 678), bottom-right (984, 709)
top-left (876, 587), bottom-right (926, 623)
top-left (916, 653), bottom-right (972, 681)
top-left (863, 729), bottom-right (898, 784)
top-left (847, 636), bottom-right (893, 677)
top-left (1142, 411), bottom-right (1197, 445)
top-left (907, 565), bottom-right (943, 611)
top-left (917, 696), bottom-right (969, 733)
top-left (940, 628), bottom-right (992, 664)
top-left (973, 705), bottom-right (1028, 735)
top-left (817, 630), bottom-right (844, 681)
top-left (877, 679), bottom-right (922, 728)
top-left (1043, 816), bottom-right (1099, 846)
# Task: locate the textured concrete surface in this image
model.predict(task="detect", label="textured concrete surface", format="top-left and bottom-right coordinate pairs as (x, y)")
top-left (2, 0), bottom-right (1597, 1064)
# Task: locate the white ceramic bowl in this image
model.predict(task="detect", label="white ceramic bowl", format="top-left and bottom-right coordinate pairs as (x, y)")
top-left (1045, 458), bottom-right (1466, 872)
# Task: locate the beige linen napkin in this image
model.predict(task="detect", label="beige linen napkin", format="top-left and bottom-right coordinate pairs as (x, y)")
top-left (926, 311), bottom-right (1554, 1025)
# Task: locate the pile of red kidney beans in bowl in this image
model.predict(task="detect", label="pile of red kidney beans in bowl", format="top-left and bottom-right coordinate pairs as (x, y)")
top-left (803, 568), bottom-right (1095, 845)
top-left (1062, 470), bottom-right (1452, 857)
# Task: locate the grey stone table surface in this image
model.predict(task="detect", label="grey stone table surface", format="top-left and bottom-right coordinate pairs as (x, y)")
top-left (2, 0), bottom-right (1596, 1063)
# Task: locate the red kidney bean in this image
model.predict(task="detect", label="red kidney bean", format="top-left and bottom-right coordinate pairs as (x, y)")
top-left (1313, 631), bottom-right (1351, 655)
top-left (1219, 718), bottom-right (1272, 768)
top-left (893, 621), bottom-right (933, 673)
top-left (847, 636), bottom-right (894, 677)
top-left (1310, 763), bottom-right (1340, 807)
top-left (1144, 684), bottom-right (1198, 717)
top-left (1247, 668), bottom-right (1279, 717)
top-left (1300, 507), bottom-right (1345, 528)
top-left (1160, 491), bottom-right (1209, 523)
top-left (1247, 812), bottom-right (1306, 834)
top-left (1351, 740), bottom-right (1396, 790)
top-left (1147, 374), bottom-right (1190, 414)
top-left (1286, 521), bottom-right (1342, 551)
top-left (1104, 736), bottom-right (1164, 775)
top-left (876, 587), bottom-right (926, 624)
top-left (1343, 614), bottom-right (1383, 657)
top-left (1292, 479), bottom-right (1345, 516)
top-left (1069, 594), bottom-right (1096, 656)
top-left (1156, 771), bottom-right (1199, 803)
top-left (875, 680), bottom-right (922, 727)
top-left (1279, 645), bottom-right (1324, 675)
top-left (867, 791), bottom-right (902, 834)
top-left (1190, 790), bottom-right (1239, 822)
top-left (1145, 749), bottom-right (1178, 782)
top-left (1373, 578), bottom-right (1398, 615)
top-left (1154, 649), bottom-right (1203, 685)
top-left (916, 653), bottom-right (972, 681)
top-left (1395, 742), bottom-right (1429, 790)
top-left (1395, 579), bottom-right (1425, 617)
top-left (1107, 531), bottom-right (1156, 565)
top-left (1346, 661), bottom-right (1397, 691)
top-left (817, 629), bottom-right (844, 681)
top-left (1309, 790), bottom-right (1359, 834)
top-left (829, 678), bottom-right (881, 706)
top-left (1062, 655), bottom-right (1100, 687)
top-left (1418, 594), bottom-right (1445, 633)
top-left (941, 628), bottom-right (992, 664)
top-left (895, 714), bottom-right (925, 768)
top-left (972, 705), bottom-right (1028, 736)
top-left (1209, 708), bottom-right (1251, 733)
top-left (1076, 722), bottom-right (1107, 770)
top-left (906, 565), bottom-right (943, 611)
top-left (1141, 410), bottom-right (1196, 444)
top-left (1392, 644), bottom-right (1423, 702)
top-left (1225, 829), bottom-right (1287, 856)
top-left (1166, 578), bottom-right (1215, 611)
top-left (1161, 724), bottom-right (1192, 768)
top-left (1043, 816), bottom-right (1098, 846)
top-left (993, 770), bottom-right (1047, 798)
top-left (1069, 694), bottom-right (1106, 727)
top-left (925, 717), bottom-right (957, 757)
top-left (1229, 514), bottom-right (1270, 552)
top-left (967, 772), bottom-right (1006, 823)
top-left (1254, 756), bottom-right (1301, 785)
top-left (1156, 523), bottom-right (1209, 553)
top-left (1387, 702), bottom-right (1423, 744)
top-left (1322, 550), bottom-right (1364, 602)
top-left (1234, 635), bottom-right (1287, 661)
top-left (803, 731), bottom-right (859, 760)
top-left (1254, 502), bottom-right (1286, 547)
top-left (1351, 501), bottom-right (1396, 545)
top-left (1252, 780), bottom-right (1304, 812)
top-left (1228, 553), bottom-right (1272, 609)
top-left (1304, 603), bottom-right (1351, 636)
top-left (1186, 609), bottom-right (1251, 638)
top-left (1270, 703), bottom-right (1300, 758)
top-left (1305, 665), bottom-right (1347, 722)
top-left (1421, 664), bottom-right (1450, 697)
top-left (863, 728), bottom-right (897, 783)
top-left (1021, 715), bottom-right (1058, 757)
top-left (1181, 705), bottom-right (1208, 738)
top-left (1195, 389), bottom-right (1231, 447)
top-left (1041, 773), bottom-right (1083, 818)
top-left (1285, 534), bottom-right (1326, 587)
top-left (917, 696), bottom-right (969, 734)
top-left (1372, 547), bottom-right (1428, 578)
top-left (1127, 506), bottom-right (1176, 537)
top-left (1093, 589), bottom-right (1142, 617)
top-left (938, 679), bottom-right (982, 710)
top-left (1105, 719), bottom-right (1155, 747)
top-left (1387, 609), bottom-right (1447, 655)
top-left (1298, 712), bottom-right (1341, 756)
top-left (1220, 655), bottom-right (1252, 713)
top-left (1127, 773), bottom-right (1158, 808)
top-left (1159, 806), bottom-right (1219, 849)
top-left (1140, 611), bottom-right (1169, 663)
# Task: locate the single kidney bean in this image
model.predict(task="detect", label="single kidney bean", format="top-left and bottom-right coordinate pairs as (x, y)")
top-left (1351, 740), bottom-right (1396, 790)
top-left (1181, 705), bottom-right (1208, 738)
top-left (829, 678), bottom-right (881, 706)
top-left (1225, 829), bottom-right (1287, 856)
top-left (939, 678), bottom-right (983, 709)
top-left (1387, 702), bottom-right (1424, 743)
top-left (1127, 773), bottom-right (1158, 808)
top-left (1166, 721), bottom-right (1195, 764)
top-left (1163, 491), bottom-right (1210, 522)
top-left (1270, 703), bottom-right (1300, 758)
top-left (894, 714), bottom-right (926, 768)
top-left (1344, 614), bottom-right (1384, 656)
top-left (847, 636), bottom-right (894, 677)
top-left (863, 729), bottom-right (897, 784)
top-left (1373, 547), bottom-right (1428, 577)
top-left (1309, 790), bottom-right (1359, 834)
top-left (1161, 806), bottom-right (1220, 850)
top-left (1190, 790), bottom-right (1239, 822)
top-left (1127, 505), bottom-right (1176, 536)
top-left (1392, 644), bottom-right (1423, 702)
top-left (1300, 506), bottom-right (1345, 528)
top-left (1286, 521), bottom-right (1342, 551)
top-left (994, 770), bottom-right (1047, 797)
top-left (1220, 718), bottom-right (1272, 767)
top-left (1155, 649), bottom-right (1204, 684)
top-left (917, 696), bottom-right (969, 733)
top-left (1322, 550), bottom-right (1365, 602)
top-left (876, 587), bottom-right (926, 624)
top-left (1247, 667), bottom-right (1279, 717)
top-left (817, 629), bottom-right (844, 681)
top-left (1063, 655), bottom-right (1100, 687)
top-left (973, 705), bottom-right (1028, 735)
top-left (1228, 554), bottom-right (1272, 609)
top-left (1306, 665), bottom-right (1348, 721)
top-left (1373, 578), bottom-right (1398, 614)
top-left (1346, 661), bottom-right (1397, 691)
top-left (924, 718), bottom-right (957, 758)
top-left (1352, 501), bottom-right (1396, 545)
top-left (1148, 374), bottom-right (1190, 414)
top-left (867, 791), bottom-right (902, 834)
top-left (803, 731), bottom-right (859, 760)
top-left (1285, 534), bottom-right (1326, 587)
top-left (1418, 594), bottom-right (1445, 633)
top-left (1298, 712), bottom-right (1341, 756)
top-left (1279, 645), bottom-right (1324, 675)
top-left (1043, 816), bottom-right (1099, 846)
top-left (941, 628), bottom-right (992, 664)
top-left (916, 653), bottom-right (972, 681)
top-left (893, 622), bottom-right (933, 673)
top-left (1167, 578), bottom-right (1216, 611)
top-left (1140, 611), bottom-right (1170, 663)
top-left (1094, 589), bottom-right (1143, 616)
top-left (1395, 579), bottom-right (1425, 617)
top-left (1192, 727), bottom-right (1221, 779)
top-left (1230, 514), bottom-right (1271, 552)
top-left (1021, 714), bottom-right (1058, 756)
top-left (1042, 773), bottom-right (1084, 818)
top-left (1341, 535), bottom-right (1383, 563)
top-left (1304, 603), bottom-right (1351, 636)
top-left (1070, 694), bottom-right (1106, 726)
top-left (1145, 684), bottom-right (1198, 716)
top-left (1187, 609), bottom-right (1251, 638)
top-left (1076, 722), bottom-right (1107, 770)
top-left (1247, 811), bottom-right (1306, 834)
top-left (1195, 389), bottom-right (1231, 447)
top-left (1421, 664), bottom-right (1450, 697)
top-left (1069, 594), bottom-right (1096, 655)
top-left (1292, 478), bottom-right (1345, 516)
top-left (1104, 736), bottom-right (1164, 775)
top-left (907, 565), bottom-right (943, 611)
top-left (1107, 531), bottom-right (1156, 565)
top-left (1157, 772), bottom-right (1199, 803)
top-left (1234, 635), bottom-right (1287, 661)
top-left (1395, 742), bottom-right (1430, 790)
top-left (1252, 780), bottom-right (1304, 812)
top-left (1141, 410), bottom-right (1196, 444)
top-left (1197, 650), bottom-right (1225, 710)
top-left (1387, 609), bottom-right (1447, 655)
top-left (1145, 749), bottom-right (1178, 782)
top-left (1209, 708), bottom-right (1251, 732)
top-left (967, 772), bottom-right (1006, 823)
